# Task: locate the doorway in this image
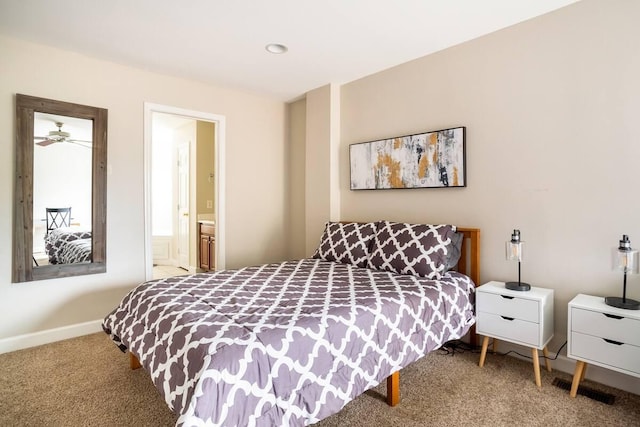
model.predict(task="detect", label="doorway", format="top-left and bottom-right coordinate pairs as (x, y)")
top-left (144, 103), bottom-right (226, 281)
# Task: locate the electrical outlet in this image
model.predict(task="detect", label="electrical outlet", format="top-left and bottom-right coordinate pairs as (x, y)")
top-left (207, 200), bottom-right (213, 209)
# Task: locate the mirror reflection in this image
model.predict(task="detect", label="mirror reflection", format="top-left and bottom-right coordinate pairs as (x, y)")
top-left (13, 93), bottom-right (107, 283)
top-left (32, 113), bottom-right (93, 266)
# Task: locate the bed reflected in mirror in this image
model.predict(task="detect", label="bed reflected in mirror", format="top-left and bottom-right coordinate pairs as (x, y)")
top-left (32, 113), bottom-right (93, 266)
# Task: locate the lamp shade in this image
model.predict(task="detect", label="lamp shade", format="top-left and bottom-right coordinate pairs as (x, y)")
top-left (506, 241), bottom-right (523, 262)
top-left (505, 229), bottom-right (530, 291)
top-left (613, 235), bottom-right (639, 274)
top-left (505, 229), bottom-right (523, 262)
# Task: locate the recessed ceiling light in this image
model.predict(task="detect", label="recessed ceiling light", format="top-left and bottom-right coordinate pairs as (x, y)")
top-left (265, 43), bottom-right (288, 54)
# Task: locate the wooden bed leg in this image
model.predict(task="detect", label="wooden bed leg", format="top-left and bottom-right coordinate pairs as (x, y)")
top-left (129, 352), bottom-right (142, 370)
top-left (469, 325), bottom-right (478, 348)
top-left (386, 371), bottom-right (400, 406)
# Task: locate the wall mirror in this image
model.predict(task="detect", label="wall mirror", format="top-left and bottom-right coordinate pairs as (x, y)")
top-left (13, 94), bottom-right (107, 282)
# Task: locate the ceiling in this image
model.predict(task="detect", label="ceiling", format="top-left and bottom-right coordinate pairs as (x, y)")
top-left (0, 0), bottom-right (579, 101)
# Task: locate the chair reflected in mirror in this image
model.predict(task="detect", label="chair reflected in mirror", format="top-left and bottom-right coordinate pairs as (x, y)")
top-left (46, 207), bottom-right (72, 234)
top-left (35, 207), bottom-right (72, 267)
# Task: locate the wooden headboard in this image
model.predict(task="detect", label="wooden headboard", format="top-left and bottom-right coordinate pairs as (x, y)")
top-left (455, 227), bottom-right (481, 287)
top-left (456, 227), bottom-right (481, 347)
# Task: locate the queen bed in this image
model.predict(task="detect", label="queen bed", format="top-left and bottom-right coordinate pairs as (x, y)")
top-left (103, 221), bottom-right (480, 426)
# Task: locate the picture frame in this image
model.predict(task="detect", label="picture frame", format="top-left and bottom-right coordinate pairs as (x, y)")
top-left (349, 126), bottom-right (466, 190)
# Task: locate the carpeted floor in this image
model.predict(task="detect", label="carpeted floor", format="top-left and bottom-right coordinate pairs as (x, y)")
top-left (1, 333), bottom-right (638, 426)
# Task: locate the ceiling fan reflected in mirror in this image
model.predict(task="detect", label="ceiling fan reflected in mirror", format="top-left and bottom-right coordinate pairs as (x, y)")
top-left (34, 121), bottom-right (92, 148)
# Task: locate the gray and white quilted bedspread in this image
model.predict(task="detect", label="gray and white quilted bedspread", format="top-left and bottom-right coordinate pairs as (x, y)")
top-left (103, 259), bottom-right (475, 427)
top-left (57, 238), bottom-right (92, 264)
top-left (44, 227), bottom-right (92, 264)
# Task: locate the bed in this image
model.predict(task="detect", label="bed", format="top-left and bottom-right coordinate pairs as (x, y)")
top-left (44, 227), bottom-right (92, 264)
top-left (103, 221), bottom-right (480, 426)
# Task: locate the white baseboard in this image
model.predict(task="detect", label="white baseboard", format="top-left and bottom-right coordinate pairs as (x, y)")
top-left (0, 319), bottom-right (103, 355)
top-left (152, 236), bottom-right (173, 264)
top-left (494, 341), bottom-right (640, 395)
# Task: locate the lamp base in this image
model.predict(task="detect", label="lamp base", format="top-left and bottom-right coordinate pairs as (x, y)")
top-left (505, 281), bottom-right (531, 291)
top-left (604, 296), bottom-right (640, 310)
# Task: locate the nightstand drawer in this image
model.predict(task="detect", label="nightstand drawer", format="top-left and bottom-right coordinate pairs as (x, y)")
top-left (477, 312), bottom-right (539, 347)
top-left (476, 292), bottom-right (539, 323)
top-left (570, 331), bottom-right (640, 375)
top-left (571, 307), bottom-right (640, 347)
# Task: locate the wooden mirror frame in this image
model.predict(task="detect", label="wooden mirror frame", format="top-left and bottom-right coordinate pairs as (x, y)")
top-left (13, 94), bottom-right (107, 282)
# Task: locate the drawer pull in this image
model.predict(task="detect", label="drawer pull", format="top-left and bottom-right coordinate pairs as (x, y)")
top-left (500, 316), bottom-right (515, 321)
top-left (603, 313), bottom-right (624, 320)
top-left (500, 295), bottom-right (514, 300)
top-left (603, 338), bottom-right (624, 346)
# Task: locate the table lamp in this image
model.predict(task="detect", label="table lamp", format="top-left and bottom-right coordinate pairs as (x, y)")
top-left (505, 229), bottom-right (531, 291)
top-left (605, 234), bottom-right (640, 310)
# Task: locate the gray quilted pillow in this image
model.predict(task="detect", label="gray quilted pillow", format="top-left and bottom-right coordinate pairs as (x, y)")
top-left (367, 221), bottom-right (457, 279)
top-left (446, 231), bottom-right (464, 271)
top-left (312, 222), bottom-right (377, 268)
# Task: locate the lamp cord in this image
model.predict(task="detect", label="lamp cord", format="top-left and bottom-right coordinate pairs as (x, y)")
top-left (491, 339), bottom-right (567, 361)
top-left (439, 339), bottom-right (568, 362)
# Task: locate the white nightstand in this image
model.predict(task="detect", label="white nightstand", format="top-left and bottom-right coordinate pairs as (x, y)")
top-left (476, 281), bottom-right (554, 387)
top-left (567, 294), bottom-right (640, 397)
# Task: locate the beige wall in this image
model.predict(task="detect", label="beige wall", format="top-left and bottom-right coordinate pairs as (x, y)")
top-left (339, 0), bottom-right (640, 348)
top-left (0, 35), bottom-right (287, 340)
top-left (196, 121), bottom-right (215, 218)
top-left (193, 120), bottom-right (215, 267)
top-left (304, 84), bottom-right (342, 255)
top-left (287, 99), bottom-right (307, 260)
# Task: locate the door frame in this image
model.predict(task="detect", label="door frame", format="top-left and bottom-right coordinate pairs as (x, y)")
top-left (143, 102), bottom-right (226, 280)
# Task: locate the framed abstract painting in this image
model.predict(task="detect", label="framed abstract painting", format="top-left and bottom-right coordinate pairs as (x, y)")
top-left (349, 126), bottom-right (466, 190)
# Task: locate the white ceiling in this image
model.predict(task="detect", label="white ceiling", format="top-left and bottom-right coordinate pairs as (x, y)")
top-left (0, 0), bottom-right (579, 101)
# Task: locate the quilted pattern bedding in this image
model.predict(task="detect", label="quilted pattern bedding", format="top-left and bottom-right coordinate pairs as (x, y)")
top-left (44, 227), bottom-right (92, 264)
top-left (103, 259), bottom-right (475, 427)
top-left (57, 238), bottom-right (92, 264)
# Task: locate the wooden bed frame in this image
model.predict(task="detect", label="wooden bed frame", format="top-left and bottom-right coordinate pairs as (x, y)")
top-left (128, 226), bottom-right (481, 409)
top-left (456, 227), bottom-right (481, 345)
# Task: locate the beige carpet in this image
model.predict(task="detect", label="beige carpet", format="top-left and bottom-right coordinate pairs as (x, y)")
top-left (1, 333), bottom-right (639, 426)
